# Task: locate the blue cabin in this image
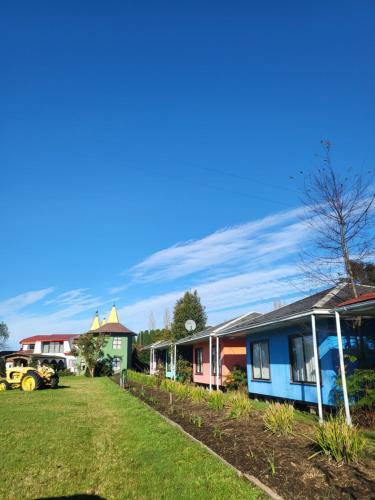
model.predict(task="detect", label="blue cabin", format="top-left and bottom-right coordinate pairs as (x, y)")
top-left (218, 283), bottom-right (375, 414)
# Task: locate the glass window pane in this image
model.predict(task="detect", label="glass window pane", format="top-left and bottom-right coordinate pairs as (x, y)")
top-left (260, 342), bottom-right (270, 379)
top-left (303, 336), bottom-right (316, 382)
top-left (292, 337), bottom-right (305, 382)
top-left (252, 343), bottom-right (261, 379)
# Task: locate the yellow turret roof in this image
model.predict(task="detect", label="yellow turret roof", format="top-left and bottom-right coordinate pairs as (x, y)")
top-left (108, 304), bottom-right (120, 324)
top-left (90, 311), bottom-right (101, 331)
top-left (102, 317), bottom-right (107, 326)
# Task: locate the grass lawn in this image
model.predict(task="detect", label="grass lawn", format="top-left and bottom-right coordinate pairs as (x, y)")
top-left (0, 377), bottom-right (261, 500)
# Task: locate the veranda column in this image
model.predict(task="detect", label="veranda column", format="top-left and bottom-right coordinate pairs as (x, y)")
top-left (311, 314), bottom-right (323, 423)
top-left (149, 349), bottom-right (152, 375)
top-left (335, 311), bottom-right (352, 426)
top-left (173, 344), bottom-right (177, 381)
top-left (209, 335), bottom-right (212, 392)
top-left (216, 336), bottom-right (220, 389)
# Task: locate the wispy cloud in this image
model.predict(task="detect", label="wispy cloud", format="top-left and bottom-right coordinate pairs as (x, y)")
top-left (129, 207), bottom-right (305, 284)
top-left (0, 287), bottom-right (55, 316)
top-left (3, 205), bottom-right (318, 346)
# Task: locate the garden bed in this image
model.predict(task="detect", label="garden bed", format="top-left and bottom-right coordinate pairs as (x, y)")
top-left (121, 377), bottom-right (375, 500)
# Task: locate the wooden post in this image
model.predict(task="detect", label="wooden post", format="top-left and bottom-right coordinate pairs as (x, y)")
top-left (335, 311), bottom-right (352, 426)
top-left (216, 336), bottom-right (220, 389)
top-left (209, 335), bottom-right (212, 392)
top-left (311, 314), bottom-right (323, 423)
top-left (173, 343), bottom-right (177, 381)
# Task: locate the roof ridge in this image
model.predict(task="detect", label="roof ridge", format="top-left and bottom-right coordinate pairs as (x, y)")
top-left (212, 311), bottom-right (259, 334)
top-left (313, 282), bottom-right (347, 308)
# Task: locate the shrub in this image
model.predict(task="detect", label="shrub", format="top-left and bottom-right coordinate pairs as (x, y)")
top-left (189, 386), bottom-right (207, 403)
top-left (312, 413), bottom-right (366, 463)
top-left (176, 357), bottom-right (193, 384)
top-left (208, 390), bottom-right (226, 411)
top-left (175, 383), bottom-right (191, 401)
top-left (225, 365), bottom-right (247, 391)
top-left (155, 362), bottom-right (166, 385)
top-left (341, 369), bottom-right (375, 411)
top-left (128, 370), bottom-right (157, 387)
top-left (263, 402), bottom-right (295, 436)
top-left (58, 368), bottom-right (75, 377)
top-left (227, 392), bottom-right (252, 419)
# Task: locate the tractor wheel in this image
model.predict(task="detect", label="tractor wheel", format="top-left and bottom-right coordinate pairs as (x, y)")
top-left (0, 379), bottom-right (10, 391)
top-left (20, 372), bottom-right (42, 392)
top-left (50, 375), bottom-right (59, 389)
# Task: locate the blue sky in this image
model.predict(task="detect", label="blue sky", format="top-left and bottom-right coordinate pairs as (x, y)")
top-left (1, 1), bottom-right (374, 348)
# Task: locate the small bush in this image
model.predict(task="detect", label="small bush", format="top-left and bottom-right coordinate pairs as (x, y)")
top-left (189, 413), bottom-right (203, 427)
top-left (227, 392), bottom-right (252, 419)
top-left (176, 357), bottom-right (193, 384)
top-left (128, 370), bottom-right (157, 387)
top-left (58, 368), bottom-right (75, 377)
top-left (175, 383), bottom-right (191, 401)
top-left (225, 365), bottom-right (247, 391)
top-left (312, 413), bottom-right (366, 463)
top-left (263, 402), bottom-right (295, 436)
top-left (189, 386), bottom-right (207, 403)
top-left (208, 390), bottom-right (226, 411)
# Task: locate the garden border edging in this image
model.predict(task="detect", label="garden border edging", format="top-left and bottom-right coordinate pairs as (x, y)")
top-left (150, 402), bottom-right (283, 500)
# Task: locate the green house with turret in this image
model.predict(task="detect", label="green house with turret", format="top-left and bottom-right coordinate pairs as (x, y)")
top-left (82, 305), bottom-right (135, 373)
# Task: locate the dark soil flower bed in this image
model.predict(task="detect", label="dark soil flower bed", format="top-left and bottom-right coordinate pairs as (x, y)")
top-left (121, 379), bottom-right (375, 500)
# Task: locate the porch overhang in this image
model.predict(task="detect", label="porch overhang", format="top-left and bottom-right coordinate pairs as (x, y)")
top-left (216, 308), bottom-right (333, 338)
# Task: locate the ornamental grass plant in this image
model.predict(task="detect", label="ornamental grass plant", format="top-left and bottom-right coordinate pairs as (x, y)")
top-left (312, 412), bottom-right (365, 463)
top-left (263, 402), bottom-right (295, 436)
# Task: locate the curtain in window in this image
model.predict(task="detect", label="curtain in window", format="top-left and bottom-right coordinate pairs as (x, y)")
top-left (260, 342), bottom-right (270, 379)
top-left (252, 343), bottom-right (262, 379)
top-left (303, 336), bottom-right (316, 382)
top-left (292, 337), bottom-right (305, 382)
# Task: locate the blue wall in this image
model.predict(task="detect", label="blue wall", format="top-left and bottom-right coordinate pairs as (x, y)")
top-left (156, 349), bottom-right (174, 379)
top-left (245, 317), bottom-right (340, 406)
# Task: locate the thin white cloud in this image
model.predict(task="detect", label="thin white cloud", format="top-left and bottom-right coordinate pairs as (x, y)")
top-left (0, 287), bottom-right (55, 316)
top-left (4, 205), bottom-right (319, 345)
top-left (129, 206), bottom-right (305, 284)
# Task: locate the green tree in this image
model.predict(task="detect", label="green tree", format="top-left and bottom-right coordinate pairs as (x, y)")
top-left (171, 290), bottom-right (207, 340)
top-left (73, 333), bottom-right (107, 377)
top-left (0, 322), bottom-right (9, 350)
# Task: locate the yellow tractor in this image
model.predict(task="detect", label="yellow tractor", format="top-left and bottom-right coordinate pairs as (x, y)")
top-left (0, 366), bottom-right (59, 392)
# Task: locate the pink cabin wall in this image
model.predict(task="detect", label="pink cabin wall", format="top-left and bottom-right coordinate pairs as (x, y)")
top-left (193, 341), bottom-right (211, 385)
top-left (192, 337), bottom-right (247, 386)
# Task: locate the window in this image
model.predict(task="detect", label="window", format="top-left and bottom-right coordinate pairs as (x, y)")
top-left (112, 337), bottom-right (122, 349)
top-left (211, 346), bottom-right (221, 375)
top-left (195, 348), bottom-right (203, 374)
top-left (251, 341), bottom-right (270, 380)
top-left (112, 357), bottom-right (121, 371)
top-left (42, 341), bottom-right (64, 353)
top-left (289, 335), bottom-right (316, 383)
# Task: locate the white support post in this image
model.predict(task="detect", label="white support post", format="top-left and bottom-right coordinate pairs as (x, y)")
top-left (173, 344), bottom-right (177, 380)
top-left (335, 311), bottom-right (352, 426)
top-left (216, 336), bottom-right (220, 390)
top-left (311, 314), bottom-right (324, 423)
top-left (209, 335), bottom-right (212, 392)
top-left (149, 349), bottom-right (152, 375)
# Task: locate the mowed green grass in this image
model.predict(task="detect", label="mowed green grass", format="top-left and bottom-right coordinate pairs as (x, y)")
top-left (0, 377), bottom-right (261, 500)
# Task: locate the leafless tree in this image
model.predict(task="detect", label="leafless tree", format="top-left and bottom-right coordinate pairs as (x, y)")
top-left (148, 311), bottom-right (156, 331)
top-left (163, 307), bottom-right (171, 331)
top-left (300, 141), bottom-right (375, 298)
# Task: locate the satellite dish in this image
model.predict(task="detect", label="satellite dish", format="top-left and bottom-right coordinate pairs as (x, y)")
top-left (185, 319), bottom-right (196, 332)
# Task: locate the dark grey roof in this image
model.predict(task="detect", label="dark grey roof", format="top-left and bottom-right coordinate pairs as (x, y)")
top-left (175, 311), bottom-right (262, 345)
top-left (219, 283), bottom-right (375, 336)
